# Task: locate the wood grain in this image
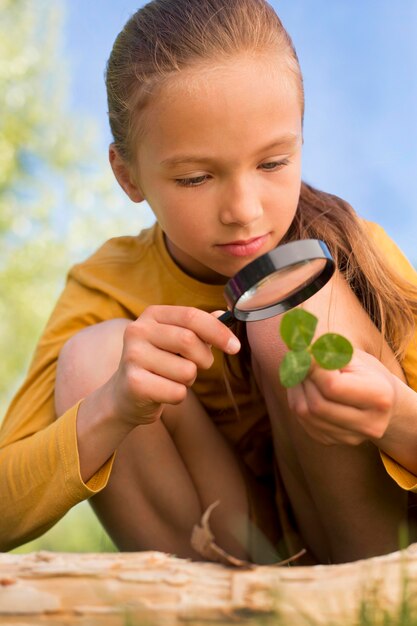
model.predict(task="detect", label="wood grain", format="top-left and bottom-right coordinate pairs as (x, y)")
top-left (1, 545), bottom-right (417, 625)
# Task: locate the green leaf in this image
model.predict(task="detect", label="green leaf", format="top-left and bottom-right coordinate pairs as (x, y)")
top-left (279, 350), bottom-right (312, 388)
top-left (279, 309), bottom-right (318, 350)
top-left (311, 333), bottom-right (353, 370)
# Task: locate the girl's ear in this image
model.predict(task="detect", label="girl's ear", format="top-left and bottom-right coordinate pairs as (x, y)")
top-left (109, 144), bottom-right (145, 203)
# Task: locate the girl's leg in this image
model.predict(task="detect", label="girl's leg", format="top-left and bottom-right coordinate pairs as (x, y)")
top-left (91, 390), bottom-right (251, 559)
top-left (247, 275), bottom-right (410, 564)
top-left (56, 319), bottom-right (251, 560)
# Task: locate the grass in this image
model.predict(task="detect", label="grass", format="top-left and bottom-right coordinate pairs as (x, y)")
top-left (354, 577), bottom-right (417, 626)
top-left (11, 500), bottom-right (116, 553)
top-left (249, 578), bottom-right (417, 626)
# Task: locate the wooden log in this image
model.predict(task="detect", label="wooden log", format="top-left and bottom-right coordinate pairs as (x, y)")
top-left (1, 545), bottom-right (417, 625)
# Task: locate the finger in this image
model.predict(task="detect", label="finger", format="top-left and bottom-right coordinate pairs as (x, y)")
top-left (140, 306), bottom-right (241, 354)
top-left (308, 363), bottom-right (393, 412)
top-left (122, 366), bottom-right (189, 408)
top-left (126, 318), bottom-right (214, 369)
top-left (288, 384), bottom-right (365, 446)
top-left (287, 384), bottom-right (371, 444)
top-left (290, 382), bottom-right (367, 443)
top-left (150, 323), bottom-right (215, 369)
top-left (287, 384), bottom-right (308, 416)
top-left (299, 378), bottom-right (388, 440)
top-left (126, 341), bottom-right (198, 386)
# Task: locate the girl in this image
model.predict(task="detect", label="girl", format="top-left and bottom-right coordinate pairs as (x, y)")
top-left (1, 0), bottom-right (417, 564)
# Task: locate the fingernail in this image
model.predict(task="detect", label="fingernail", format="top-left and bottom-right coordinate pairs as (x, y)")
top-left (226, 336), bottom-right (241, 353)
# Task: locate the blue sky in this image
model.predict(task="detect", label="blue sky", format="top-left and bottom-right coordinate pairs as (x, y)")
top-left (63, 1), bottom-right (417, 264)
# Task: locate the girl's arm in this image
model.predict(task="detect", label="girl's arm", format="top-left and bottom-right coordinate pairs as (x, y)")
top-left (248, 269), bottom-right (417, 484)
top-left (286, 268), bottom-right (417, 475)
top-left (55, 307), bottom-right (240, 483)
top-left (0, 279), bottom-right (127, 551)
top-left (288, 350), bottom-right (417, 476)
top-left (0, 300), bottom-right (240, 552)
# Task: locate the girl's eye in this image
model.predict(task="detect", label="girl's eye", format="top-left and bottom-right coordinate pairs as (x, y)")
top-left (175, 175), bottom-right (210, 187)
top-left (259, 159), bottom-right (290, 172)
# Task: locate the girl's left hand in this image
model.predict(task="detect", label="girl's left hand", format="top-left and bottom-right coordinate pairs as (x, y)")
top-left (286, 349), bottom-right (399, 446)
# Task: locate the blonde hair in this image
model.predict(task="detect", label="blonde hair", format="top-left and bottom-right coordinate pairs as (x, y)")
top-left (105, 0), bottom-right (417, 358)
top-left (106, 0), bottom-right (303, 162)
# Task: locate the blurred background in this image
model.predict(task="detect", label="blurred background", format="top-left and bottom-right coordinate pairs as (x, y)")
top-left (1, 0), bottom-right (416, 553)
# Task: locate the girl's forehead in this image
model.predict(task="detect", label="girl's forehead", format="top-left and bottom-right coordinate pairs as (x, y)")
top-left (136, 66), bottom-right (302, 168)
top-left (137, 55), bottom-right (302, 147)
top-left (159, 53), bottom-right (299, 102)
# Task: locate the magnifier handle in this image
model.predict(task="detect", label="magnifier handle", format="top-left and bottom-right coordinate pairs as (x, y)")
top-left (218, 310), bottom-right (234, 327)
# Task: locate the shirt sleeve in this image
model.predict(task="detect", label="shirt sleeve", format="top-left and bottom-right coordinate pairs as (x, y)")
top-left (365, 222), bottom-right (417, 492)
top-left (0, 273), bottom-right (130, 551)
top-left (0, 402), bottom-right (115, 551)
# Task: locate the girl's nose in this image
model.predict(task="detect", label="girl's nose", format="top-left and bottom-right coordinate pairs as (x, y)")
top-left (219, 179), bottom-right (263, 226)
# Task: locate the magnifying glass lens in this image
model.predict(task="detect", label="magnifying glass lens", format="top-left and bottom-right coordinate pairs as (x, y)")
top-left (221, 239), bottom-right (335, 324)
top-left (235, 258), bottom-right (327, 312)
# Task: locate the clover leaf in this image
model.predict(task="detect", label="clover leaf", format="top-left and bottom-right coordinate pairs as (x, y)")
top-left (278, 309), bottom-right (353, 388)
top-left (279, 308), bottom-right (318, 350)
top-left (311, 333), bottom-right (353, 370)
top-left (279, 349), bottom-right (312, 388)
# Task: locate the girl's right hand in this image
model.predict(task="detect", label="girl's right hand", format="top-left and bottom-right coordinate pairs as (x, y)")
top-left (107, 306), bottom-right (241, 428)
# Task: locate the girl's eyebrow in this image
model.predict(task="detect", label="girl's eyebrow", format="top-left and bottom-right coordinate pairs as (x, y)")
top-left (259, 133), bottom-right (302, 154)
top-left (160, 133), bottom-right (301, 168)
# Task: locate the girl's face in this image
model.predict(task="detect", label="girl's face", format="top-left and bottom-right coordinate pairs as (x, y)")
top-left (120, 55), bottom-right (303, 283)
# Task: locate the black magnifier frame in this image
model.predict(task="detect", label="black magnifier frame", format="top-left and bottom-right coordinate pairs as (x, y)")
top-left (219, 239), bottom-right (335, 326)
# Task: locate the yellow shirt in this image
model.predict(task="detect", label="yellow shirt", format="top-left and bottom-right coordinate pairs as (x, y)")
top-left (0, 220), bottom-right (416, 551)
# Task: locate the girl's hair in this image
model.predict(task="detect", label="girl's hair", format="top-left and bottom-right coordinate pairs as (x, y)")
top-left (106, 0), bottom-right (303, 162)
top-left (289, 184), bottom-right (417, 359)
top-left (106, 0), bottom-right (417, 359)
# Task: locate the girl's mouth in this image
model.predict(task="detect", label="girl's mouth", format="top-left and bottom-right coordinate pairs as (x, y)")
top-left (216, 234), bottom-right (269, 257)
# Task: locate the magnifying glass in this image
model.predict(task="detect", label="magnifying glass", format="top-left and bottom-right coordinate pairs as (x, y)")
top-left (219, 239), bottom-right (335, 326)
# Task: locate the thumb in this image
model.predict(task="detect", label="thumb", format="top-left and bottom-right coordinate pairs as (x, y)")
top-left (211, 309), bottom-right (235, 328)
top-left (211, 309), bottom-right (227, 318)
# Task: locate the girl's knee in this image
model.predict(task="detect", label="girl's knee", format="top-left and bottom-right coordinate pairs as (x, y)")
top-left (55, 318), bottom-right (130, 415)
top-left (246, 318), bottom-right (288, 389)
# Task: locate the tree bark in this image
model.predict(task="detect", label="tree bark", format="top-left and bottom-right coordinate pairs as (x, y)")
top-left (1, 545), bottom-right (417, 625)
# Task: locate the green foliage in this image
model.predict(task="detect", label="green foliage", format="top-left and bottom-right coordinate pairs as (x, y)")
top-left (352, 575), bottom-right (417, 626)
top-left (12, 502), bottom-right (116, 553)
top-left (0, 0), bottom-right (144, 415)
top-left (279, 308), bottom-right (318, 350)
top-left (311, 333), bottom-right (354, 370)
top-left (279, 349), bottom-right (312, 388)
top-left (0, 1), bottom-right (146, 551)
top-left (279, 309), bottom-right (353, 388)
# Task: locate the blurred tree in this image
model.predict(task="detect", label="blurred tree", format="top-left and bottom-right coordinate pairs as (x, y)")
top-left (0, 0), bottom-right (140, 416)
top-left (0, 0), bottom-right (145, 553)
